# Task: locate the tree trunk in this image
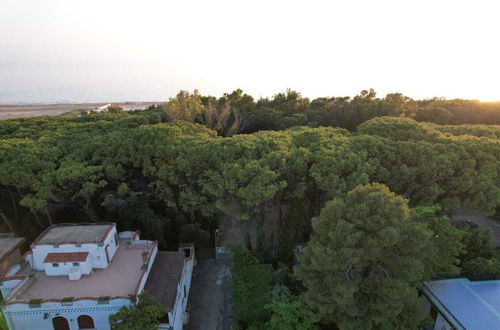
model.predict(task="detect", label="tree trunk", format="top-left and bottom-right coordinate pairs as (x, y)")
top-left (9, 191), bottom-right (19, 221)
top-left (0, 208), bottom-right (15, 233)
top-left (32, 211), bottom-right (44, 228)
top-left (45, 209), bottom-right (53, 226)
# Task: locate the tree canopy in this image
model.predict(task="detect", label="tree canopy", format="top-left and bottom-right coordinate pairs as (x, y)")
top-left (0, 90), bottom-right (499, 329)
top-left (296, 184), bottom-right (432, 329)
top-left (108, 293), bottom-right (164, 330)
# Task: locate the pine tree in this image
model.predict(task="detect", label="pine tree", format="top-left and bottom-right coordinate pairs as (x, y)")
top-left (295, 183), bottom-right (431, 329)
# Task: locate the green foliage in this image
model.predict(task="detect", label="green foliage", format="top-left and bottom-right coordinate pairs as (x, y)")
top-left (354, 118), bottom-right (500, 216)
top-left (179, 223), bottom-right (210, 247)
top-left (296, 184), bottom-right (430, 329)
top-left (162, 90), bottom-right (204, 122)
top-left (411, 205), bottom-right (464, 277)
top-left (108, 293), bottom-right (164, 330)
top-left (278, 204), bottom-right (304, 265)
top-left (161, 88), bottom-right (500, 133)
top-left (0, 96), bottom-right (499, 330)
top-left (60, 297), bottom-right (75, 305)
top-left (459, 228), bottom-right (500, 280)
top-left (0, 310), bottom-right (7, 330)
top-left (266, 285), bottom-right (318, 330)
top-left (461, 257), bottom-right (500, 280)
top-left (230, 246), bottom-right (273, 329)
top-left (107, 104), bottom-right (124, 114)
top-left (28, 299), bottom-right (43, 307)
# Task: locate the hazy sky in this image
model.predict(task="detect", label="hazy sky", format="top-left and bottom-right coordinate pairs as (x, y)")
top-left (2, 0), bottom-right (500, 101)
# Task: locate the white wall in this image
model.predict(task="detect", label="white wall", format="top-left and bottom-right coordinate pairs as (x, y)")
top-left (4, 298), bottom-right (132, 330)
top-left (44, 259), bottom-right (92, 277)
top-left (118, 231), bottom-right (139, 240)
top-left (168, 247), bottom-right (195, 330)
top-left (30, 227), bottom-right (119, 273)
top-left (0, 279), bottom-right (22, 299)
top-left (135, 244), bottom-right (158, 295)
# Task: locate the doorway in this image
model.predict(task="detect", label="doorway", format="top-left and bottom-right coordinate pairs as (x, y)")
top-left (52, 316), bottom-right (70, 330)
top-left (77, 315), bottom-right (95, 329)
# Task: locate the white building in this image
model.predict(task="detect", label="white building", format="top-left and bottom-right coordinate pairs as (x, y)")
top-left (94, 104), bottom-right (111, 113)
top-left (0, 223), bottom-right (194, 330)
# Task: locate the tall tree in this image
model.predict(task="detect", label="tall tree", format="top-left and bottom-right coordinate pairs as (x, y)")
top-left (296, 184), bottom-right (430, 329)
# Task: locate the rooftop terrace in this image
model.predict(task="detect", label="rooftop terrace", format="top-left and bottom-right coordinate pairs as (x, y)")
top-left (14, 238), bottom-right (154, 301)
top-left (33, 223), bottom-right (114, 245)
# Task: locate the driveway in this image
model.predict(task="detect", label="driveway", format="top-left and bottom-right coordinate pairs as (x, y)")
top-left (451, 208), bottom-right (500, 247)
top-left (187, 256), bottom-right (232, 330)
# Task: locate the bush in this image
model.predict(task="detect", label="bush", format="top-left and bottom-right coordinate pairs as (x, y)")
top-left (179, 223), bottom-right (210, 248)
top-left (108, 293), bottom-right (163, 330)
top-left (266, 285), bottom-right (318, 330)
top-left (230, 246), bottom-right (273, 329)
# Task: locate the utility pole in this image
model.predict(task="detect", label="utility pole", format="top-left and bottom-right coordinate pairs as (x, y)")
top-left (214, 229), bottom-right (219, 259)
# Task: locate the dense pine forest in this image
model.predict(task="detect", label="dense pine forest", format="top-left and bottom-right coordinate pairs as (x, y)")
top-left (1, 89), bottom-right (499, 329)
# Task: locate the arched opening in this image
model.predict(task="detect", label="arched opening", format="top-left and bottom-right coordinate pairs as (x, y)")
top-left (77, 315), bottom-right (95, 329)
top-left (52, 316), bottom-right (70, 330)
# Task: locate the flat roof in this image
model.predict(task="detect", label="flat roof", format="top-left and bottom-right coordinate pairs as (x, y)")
top-left (34, 223), bottom-right (114, 245)
top-left (144, 251), bottom-right (185, 311)
top-left (422, 278), bottom-right (500, 330)
top-left (15, 239), bottom-right (154, 301)
top-left (0, 236), bottom-right (25, 261)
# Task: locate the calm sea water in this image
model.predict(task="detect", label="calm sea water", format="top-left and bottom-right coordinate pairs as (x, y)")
top-left (0, 63), bottom-right (176, 105)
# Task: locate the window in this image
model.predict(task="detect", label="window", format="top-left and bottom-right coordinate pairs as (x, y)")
top-left (75, 244), bottom-right (82, 248)
top-left (114, 232), bottom-right (119, 247)
top-left (183, 285), bottom-right (186, 298)
top-left (72, 262), bottom-right (80, 267)
top-left (52, 263), bottom-right (59, 267)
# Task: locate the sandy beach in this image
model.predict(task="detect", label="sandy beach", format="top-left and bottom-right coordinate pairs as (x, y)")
top-left (0, 102), bottom-right (160, 120)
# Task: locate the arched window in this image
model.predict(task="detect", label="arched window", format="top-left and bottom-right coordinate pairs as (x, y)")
top-left (52, 316), bottom-right (70, 330)
top-left (77, 315), bottom-right (95, 329)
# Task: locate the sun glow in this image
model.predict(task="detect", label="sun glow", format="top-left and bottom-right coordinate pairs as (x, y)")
top-left (1, 0), bottom-right (500, 101)
top-left (478, 99), bottom-right (500, 103)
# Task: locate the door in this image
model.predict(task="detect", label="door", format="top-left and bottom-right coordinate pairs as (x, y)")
top-left (78, 315), bottom-right (95, 329)
top-left (52, 316), bottom-right (70, 330)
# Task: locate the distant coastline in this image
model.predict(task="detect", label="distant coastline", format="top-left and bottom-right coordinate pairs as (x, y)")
top-left (0, 102), bottom-right (160, 120)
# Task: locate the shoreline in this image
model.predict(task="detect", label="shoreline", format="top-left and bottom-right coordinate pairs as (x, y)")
top-left (0, 102), bottom-right (161, 120)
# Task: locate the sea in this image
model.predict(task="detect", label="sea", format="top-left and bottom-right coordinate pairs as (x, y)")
top-left (0, 62), bottom-right (177, 105)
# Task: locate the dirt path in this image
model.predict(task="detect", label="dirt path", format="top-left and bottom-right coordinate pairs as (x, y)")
top-left (187, 257), bottom-right (232, 330)
top-left (450, 208), bottom-right (500, 247)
